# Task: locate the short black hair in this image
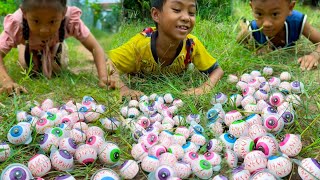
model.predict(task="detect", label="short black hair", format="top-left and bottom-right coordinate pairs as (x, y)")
top-left (151, 0), bottom-right (167, 11)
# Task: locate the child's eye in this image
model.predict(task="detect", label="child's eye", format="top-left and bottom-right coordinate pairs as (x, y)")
top-left (33, 20), bottom-right (39, 24)
top-left (172, 8), bottom-right (181, 13)
top-left (272, 13), bottom-right (279, 17)
top-left (50, 20), bottom-right (56, 24)
top-left (189, 12), bottom-right (195, 16)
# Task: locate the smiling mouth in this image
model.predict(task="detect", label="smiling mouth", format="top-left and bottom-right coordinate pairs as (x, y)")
top-left (177, 25), bottom-right (189, 30)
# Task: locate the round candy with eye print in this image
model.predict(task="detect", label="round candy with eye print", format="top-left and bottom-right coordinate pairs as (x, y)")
top-left (91, 168), bottom-right (120, 180)
top-left (227, 74), bottom-right (239, 83)
top-left (250, 170), bottom-right (277, 180)
top-left (72, 122), bottom-right (88, 132)
top-left (204, 151), bottom-right (221, 166)
top-left (182, 141), bottom-right (199, 153)
top-left (69, 128), bottom-right (86, 144)
top-left (248, 124), bottom-right (267, 143)
top-left (211, 92), bottom-right (228, 105)
top-left (280, 71), bottom-right (291, 81)
top-left (286, 94), bottom-right (301, 107)
top-left (219, 133), bottom-right (237, 149)
top-left (136, 116), bottom-right (150, 129)
top-left (233, 136), bottom-right (254, 159)
top-left (236, 81), bottom-right (249, 91)
top-left (207, 139), bottom-right (223, 153)
top-left (232, 166), bottom-right (250, 180)
top-left (240, 73), bottom-right (253, 83)
top-left (254, 89), bottom-right (269, 101)
top-left (241, 95), bottom-right (256, 108)
top-left (243, 86), bottom-right (256, 97)
top-left (248, 78), bottom-right (260, 89)
top-left (298, 158), bottom-right (320, 180)
top-left (0, 142), bottom-right (11, 162)
top-left (75, 144), bottom-right (97, 165)
top-left (269, 92), bottom-right (285, 107)
top-left (16, 111), bottom-right (28, 122)
top-left (256, 135), bottom-right (279, 157)
top-left (154, 165), bottom-right (176, 180)
top-left (251, 70), bottom-right (262, 78)
top-left (59, 138), bottom-right (77, 154)
top-left (86, 126), bottom-right (105, 138)
top-left (173, 161), bottom-right (192, 179)
top-left (175, 126), bottom-right (190, 139)
top-left (55, 174), bottom-right (76, 180)
top-left (163, 93), bottom-right (174, 104)
top-left (183, 152), bottom-right (199, 164)
top-left (50, 150), bottom-right (74, 171)
top-left (186, 114), bottom-right (200, 124)
top-left (98, 142), bottom-right (120, 165)
top-left (131, 142), bottom-right (148, 161)
top-left (243, 103), bottom-right (259, 115)
top-left (191, 159), bottom-right (213, 179)
top-left (279, 81), bottom-right (292, 93)
top-left (208, 122), bottom-right (224, 136)
top-left (119, 160), bottom-right (139, 179)
top-left (86, 135), bottom-right (105, 151)
top-left (172, 133), bottom-right (186, 146)
top-left (225, 149), bottom-right (238, 168)
top-left (279, 134), bottom-right (302, 157)
top-left (41, 98), bottom-right (54, 111)
top-left (139, 132), bottom-right (159, 148)
top-left (190, 133), bottom-right (206, 146)
top-left (268, 77), bottom-right (281, 87)
top-left (47, 127), bottom-right (69, 140)
top-left (229, 94), bottom-right (243, 107)
top-left (120, 106), bottom-right (129, 117)
top-left (7, 124), bottom-right (32, 145)
top-left (28, 154), bottom-right (51, 177)
top-left (101, 117), bottom-right (121, 131)
top-left (141, 155), bottom-right (160, 173)
top-left (263, 114), bottom-right (284, 133)
top-left (0, 163), bottom-right (33, 180)
top-left (280, 111), bottom-right (295, 125)
top-left (245, 113), bottom-right (262, 126)
top-left (149, 144), bottom-right (167, 158)
top-left (39, 133), bottom-right (59, 152)
top-left (291, 81), bottom-right (304, 94)
top-left (224, 110), bottom-right (243, 127)
top-left (212, 175), bottom-right (228, 180)
top-left (267, 154), bottom-right (292, 178)
top-left (263, 66), bottom-right (273, 75)
top-left (229, 120), bottom-right (249, 138)
top-left (243, 150), bottom-right (267, 173)
top-left (168, 144), bottom-right (184, 159)
top-left (259, 81), bottom-right (271, 92)
top-left (159, 152), bottom-right (177, 167)
top-left (128, 99), bottom-right (139, 108)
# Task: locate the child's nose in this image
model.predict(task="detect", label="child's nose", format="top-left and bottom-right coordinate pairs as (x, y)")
top-left (40, 27), bottom-right (49, 33)
top-left (262, 18), bottom-right (272, 28)
top-left (181, 11), bottom-right (191, 22)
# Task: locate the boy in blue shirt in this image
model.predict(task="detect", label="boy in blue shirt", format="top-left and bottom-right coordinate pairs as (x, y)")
top-left (237, 0), bottom-right (320, 71)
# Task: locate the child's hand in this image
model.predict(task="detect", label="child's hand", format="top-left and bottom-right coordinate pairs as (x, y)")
top-left (120, 86), bottom-right (144, 101)
top-left (0, 80), bottom-right (28, 95)
top-left (298, 53), bottom-right (319, 71)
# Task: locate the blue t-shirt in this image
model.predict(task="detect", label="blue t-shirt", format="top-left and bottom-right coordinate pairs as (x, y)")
top-left (250, 10), bottom-right (307, 48)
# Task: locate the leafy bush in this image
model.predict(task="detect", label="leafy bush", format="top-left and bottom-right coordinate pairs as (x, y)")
top-left (0, 0), bottom-right (19, 16)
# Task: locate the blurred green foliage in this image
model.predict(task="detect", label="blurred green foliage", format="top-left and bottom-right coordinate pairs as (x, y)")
top-left (0, 0), bottom-right (19, 16)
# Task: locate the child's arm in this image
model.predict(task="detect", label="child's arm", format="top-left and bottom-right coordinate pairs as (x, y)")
top-left (298, 21), bottom-right (320, 70)
top-left (183, 66), bottom-right (224, 95)
top-left (80, 33), bottom-right (109, 86)
top-left (0, 53), bottom-right (28, 95)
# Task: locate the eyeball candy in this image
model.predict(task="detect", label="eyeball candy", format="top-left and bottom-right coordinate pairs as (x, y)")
top-left (269, 92), bottom-right (285, 107)
top-left (219, 133), bottom-right (237, 149)
top-left (248, 124), bottom-right (267, 143)
top-left (128, 100), bottom-right (139, 108)
top-left (127, 107), bottom-right (140, 118)
top-left (35, 118), bottom-right (53, 134)
top-left (243, 150), bottom-right (267, 173)
top-left (172, 133), bottom-right (186, 146)
top-left (236, 81), bottom-right (248, 91)
top-left (39, 133), bottom-right (59, 152)
top-left (16, 111), bottom-right (28, 122)
top-left (267, 154), bottom-right (292, 178)
top-left (243, 86), bottom-right (256, 97)
top-left (91, 168), bottom-right (120, 180)
top-left (186, 114), bottom-right (200, 124)
top-left (159, 152), bottom-right (177, 167)
top-left (175, 126), bottom-right (190, 139)
top-left (263, 66), bottom-right (273, 75)
top-left (72, 122), bottom-right (88, 132)
top-left (263, 114), bottom-right (284, 133)
top-left (131, 142), bottom-right (148, 161)
top-left (254, 89), bottom-right (269, 101)
top-left (100, 117), bottom-right (120, 131)
top-left (86, 126), bottom-right (105, 138)
top-left (41, 98), bottom-right (54, 111)
top-left (150, 113), bottom-right (164, 123)
top-left (224, 110), bottom-right (243, 127)
top-left (119, 160), bottom-right (139, 179)
top-left (190, 133), bottom-right (206, 146)
top-left (31, 106), bottom-right (44, 117)
top-left (7, 124), bottom-right (32, 145)
top-left (229, 94), bottom-right (243, 108)
top-left (208, 122), bottom-right (224, 136)
top-left (86, 135), bottom-right (105, 151)
top-left (279, 81), bottom-right (292, 93)
top-left (98, 142), bottom-right (121, 165)
top-left (268, 77), bottom-right (281, 87)
top-left (141, 155), bottom-right (160, 172)
top-left (250, 170), bottom-right (277, 180)
top-left (182, 141), bottom-right (199, 153)
top-left (227, 74), bottom-right (239, 83)
top-left (232, 166), bottom-right (250, 180)
top-left (225, 149), bottom-right (238, 168)
top-left (28, 154), bottom-right (51, 177)
top-left (75, 144), bottom-right (97, 165)
top-left (212, 175), bottom-right (228, 180)
top-left (286, 94), bottom-right (301, 107)
top-left (172, 116), bottom-right (184, 126)
top-left (207, 139), bottom-right (223, 153)
top-left (148, 145), bottom-right (166, 158)
top-left (262, 106), bottom-right (278, 117)
top-left (241, 95), bottom-right (256, 108)
top-left (0, 163), bottom-right (33, 180)
top-left (279, 134), bottom-right (302, 157)
top-left (279, 71), bottom-right (291, 81)
top-left (183, 152), bottom-right (199, 164)
top-left (248, 78), bottom-right (260, 89)
top-left (153, 165), bottom-right (176, 180)
top-left (47, 127), bottom-right (69, 140)
top-left (59, 138), bottom-right (77, 154)
top-left (69, 128), bottom-right (86, 143)
top-left (259, 81), bottom-right (271, 92)
top-left (280, 111), bottom-right (295, 125)
top-left (120, 106), bottom-right (129, 117)
top-left (291, 81), bottom-right (305, 94)
top-left (139, 132), bottom-right (159, 148)
top-left (204, 151), bottom-right (221, 166)
top-left (256, 76), bottom-right (266, 83)
top-left (245, 114), bottom-right (262, 126)
top-left (168, 144), bottom-right (184, 159)
top-left (164, 93), bottom-right (174, 104)
top-left (55, 174), bottom-right (76, 180)
top-left (211, 92), bottom-right (228, 104)
top-left (135, 116), bottom-right (150, 129)
top-left (251, 70), bottom-right (261, 77)
top-left (233, 136), bottom-right (254, 159)
top-left (50, 150), bottom-right (74, 171)
top-left (173, 161), bottom-right (191, 179)
top-left (256, 135), bottom-right (279, 157)
top-left (241, 73), bottom-right (253, 83)
top-left (0, 142), bottom-right (11, 162)
top-left (191, 159), bottom-right (213, 179)
top-left (257, 100), bottom-right (269, 112)
top-left (229, 120), bottom-right (249, 138)
top-left (207, 103), bottom-right (225, 123)
top-left (162, 117), bottom-right (175, 126)
top-left (298, 158), bottom-right (320, 180)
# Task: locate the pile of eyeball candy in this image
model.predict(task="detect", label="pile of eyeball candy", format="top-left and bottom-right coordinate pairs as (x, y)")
top-left (0, 96), bottom-right (127, 180)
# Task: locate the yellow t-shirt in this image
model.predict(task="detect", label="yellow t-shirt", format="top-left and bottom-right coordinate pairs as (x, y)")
top-left (108, 27), bottom-right (218, 75)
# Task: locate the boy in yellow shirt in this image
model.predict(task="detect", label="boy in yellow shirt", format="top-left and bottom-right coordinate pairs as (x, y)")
top-left (106, 0), bottom-right (224, 99)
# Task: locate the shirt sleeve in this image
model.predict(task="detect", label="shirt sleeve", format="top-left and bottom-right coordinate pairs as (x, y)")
top-left (108, 34), bottom-right (143, 74)
top-left (66, 6), bottom-right (90, 41)
top-left (0, 10), bottom-right (22, 54)
top-left (191, 35), bottom-right (219, 74)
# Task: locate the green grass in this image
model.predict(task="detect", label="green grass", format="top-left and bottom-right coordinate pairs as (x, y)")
top-left (0, 1), bottom-right (319, 179)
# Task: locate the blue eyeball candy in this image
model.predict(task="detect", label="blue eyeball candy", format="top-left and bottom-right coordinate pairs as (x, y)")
top-left (100, 117), bottom-right (120, 131)
top-left (182, 141), bottom-right (199, 153)
top-left (7, 124), bottom-right (32, 145)
top-left (207, 107), bottom-right (225, 123)
top-left (141, 155), bottom-right (160, 172)
top-left (298, 158), bottom-right (320, 180)
top-left (55, 174), bottom-right (76, 180)
top-left (191, 159), bottom-right (213, 179)
top-left (91, 168), bottom-right (120, 180)
top-left (219, 133), bottom-right (237, 149)
top-left (75, 144), bottom-right (97, 165)
top-left (98, 142), bottom-right (120, 165)
top-left (82, 95), bottom-right (96, 106)
top-left (267, 154), bottom-right (292, 177)
top-left (0, 142), bottom-right (11, 162)
top-left (119, 160), bottom-right (139, 179)
top-left (256, 135), bottom-right (279, 157)
top-left (279, 134), bottom-right (302, 157)
top-left (0, 163), bottom-right (33, 180)
top-left (59, 138), bottom-right (77, 155)
top-left (154, 165), bottom-right (176, 180)
top-left (28, 154), bottom-right (51, 177)
top-left (50, 150), bottom-right (74, 171)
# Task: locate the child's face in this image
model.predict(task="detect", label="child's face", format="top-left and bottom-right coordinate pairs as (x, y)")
top-left (23, 7), bottom-right (66, 40)
top-left (152, 0), bottom-right (196, 41)
top-left (250, 0), bottom-right (295, 37)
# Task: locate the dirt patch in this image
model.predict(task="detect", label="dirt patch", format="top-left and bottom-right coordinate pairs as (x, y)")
top-left (69, 45), bottom-right (97, 75)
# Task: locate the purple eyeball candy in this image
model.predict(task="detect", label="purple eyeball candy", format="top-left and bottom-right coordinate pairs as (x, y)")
top-left (0, 163), bottom-right (33, 180)
top-left (204, 151), bottom-right (221, 166)
top-left (251, 70), bottom-right (262, 78)
top-left (168, 144), bottom-right (184, 159)
top-left (208, 122), bottom-right (224, 136)
top-left (232, 166), bottom-right (250, 180)
top-left (41, 98), bottom-right (54, 111)
top-left (75, 144), bottom-right (97, 165)
top-left (254, 89), bottom-right (269, 101)
top-left (267, 154), bottom-right (292, 178)
top-left (298, 158), bottom-right (320, 180)
top-left (86, 126), bottom-right (105, 138)
top-left (191, 159), bottom-right (213, 179)
top-left (50, 149), bottom-right (74, 171)
top-left (240, 73), bottom-right (253, 83)
top-left (269, 92), bottom-right (285, 107)
top-left (262, 106), bottom-right (278, 117)
top-left (100, 117), bottom-right (120, 131)
top-left (219, 133), bottom-right (237, 150)
top-left (69, 128), bottom-right (86, 144)
top-left (241, 95), bottom-right (256, 108)
top-left (224, 110), bottom-right (243, 127)
top-left (55, 174), bottom-right (76, 180)
top-left (172, 133), bottom-right (186, 146)
top-left (141, 155), bottom-right (160, 172)
top-left (59, 138), bottom-right (77, 155)
top-left (86, 135), bottom-right (105, 151)
top-left (28, 154), bottom-right (51, 177)
top-left (7, 124), bottom-right (32, 145)
top-left (182, 141), bottom-right (199, 154)
top-left (98, 142), bottom-right (120, 165)
top-left (279, 111), bottom-right (295, 125)
top-left (279, 134), bottom-right (302, 157)
top-left (119, 160), bottom-right (139, 179)
top-left (38, 133), bottom-right (59, 152)
top-left (183, 152), bottom-right (199, 164)
top-left (175, 126), bottom-right (190, 139)
top-left (211, 92), bottom-right (228, 105)
top-left (164, 93), bottom-right (174, 104)
top-left (212, 175), bottom-right (228, 180)
top-left (0, 142), bottom-right (10, 162)
top-left (186, 114), bottom-right (201, 124)
top-left (263, 114), bottom-right (284, 133)
top-left (233, 136), bottom-right (254, 159)
top-left (229, 120), bottom-right (249, 138)
top-left (207, 139), bottom-right (223, 153)
top-left (259, 81), bottom-right (271, 92)
top-left (256, 135), bottom-right (279, 157)
top-left (290, 80), bottom-right (305, 94)
top-left (159, 152), bottom-right (178, 167)
top-left (128, 99), bottom-right (139, 108)
top-left (131, 142), bottom-right (148, 161)
top-left (248, 124), bottom-right (267, 143)
top-left (243, 86), bottom-right (256, 97)
top-left (154, 165), bottom-right (176, 180)
top-left (245, 114), bottom-right (262, 126)
top-left (91, 168), bottom-right (120, 180)
top-left (250, 170), bottom-right (277, 180)
top-left (227, 74), bottom-right (239, 83)
top-left (263, 66), bottom-right (273, 75)
top-left (173, 161), bottom-right (192, 179)
top-left (243, 150), bottom-right (268, 173)
top-left (225, 149), bottom-right (238, 168)
top-left (229, 94), bottom-right (243, 108)
top-left (236, 81), bottom-right (249, 91)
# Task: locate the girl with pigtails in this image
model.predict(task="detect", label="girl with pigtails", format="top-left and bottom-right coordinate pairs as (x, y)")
top-left (0, 0), bottom-right (109, 95)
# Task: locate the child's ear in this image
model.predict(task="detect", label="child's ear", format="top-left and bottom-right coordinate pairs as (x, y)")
top-left (151, 7), bottom-right (160, 24)
top-left (289, 1), bottom-right (296, 15)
